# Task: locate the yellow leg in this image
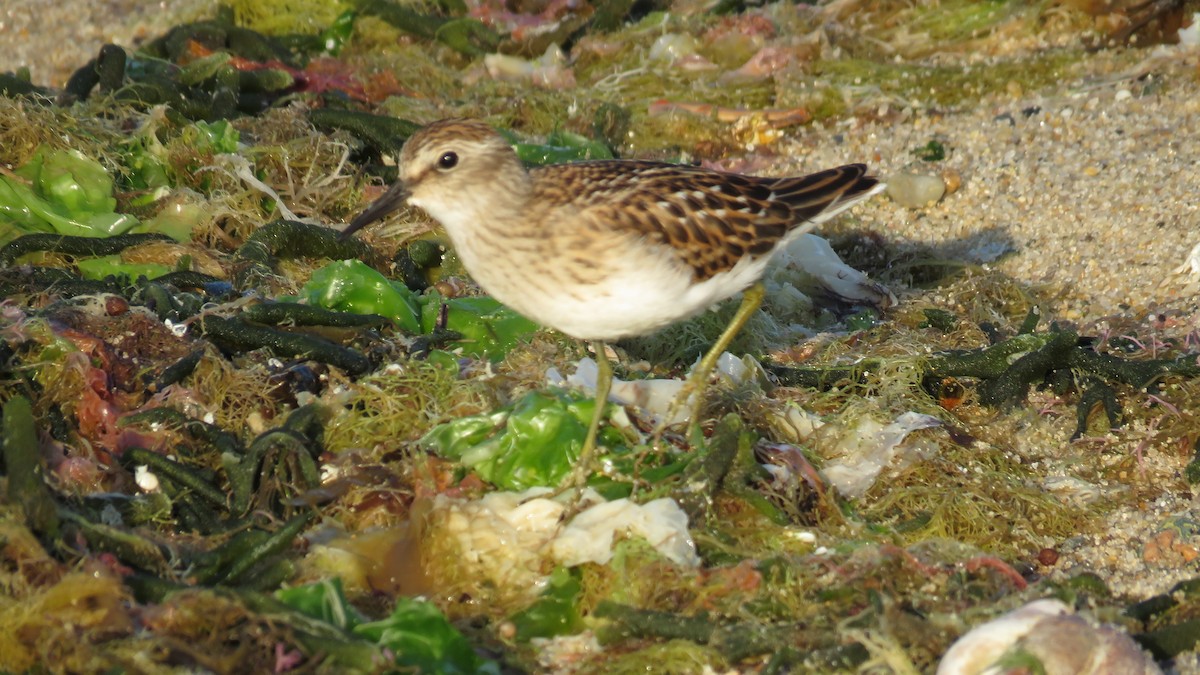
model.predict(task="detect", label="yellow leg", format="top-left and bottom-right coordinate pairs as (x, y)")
top-left (659, 283), bottom-right (765, 444)
top-left (562, 340), bottom-right (613, 490)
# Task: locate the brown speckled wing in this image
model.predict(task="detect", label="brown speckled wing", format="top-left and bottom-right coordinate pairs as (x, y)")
top-left (533, 162), bottom-right (878, 281)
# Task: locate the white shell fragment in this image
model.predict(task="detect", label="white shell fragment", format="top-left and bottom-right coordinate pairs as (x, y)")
top-left (1176, 240), bottom-right (1200, 277)
top-left (550, 356), bottom-right (683, 424)
top-left (548, 352), bottom-right (760, 426)
top-left (772, 233), bottom-right (896, 308)
top-left (438, 488), bottom-right (699, 585)
top-left (353, 488), bottom-right (696, 602)
top-left (648, 33), bottom-right (700, 62)
top-left (1178, 12), bottom-right (1200, 46)
top-left (484, 45), bottom-right (575, 89)
top-left (134, 465), bottom-right (160, 492)
top-left (551, 494), bottom-right (700, 568)
top-left (821, 411), bottom-right (943, 498)
top-left (937, 599), bottom-right (1162, 675)
top-left (774, 403), bottom-right (826, 441)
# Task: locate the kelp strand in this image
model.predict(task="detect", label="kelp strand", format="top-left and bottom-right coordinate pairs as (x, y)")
top-left (244, 301), bottom-right (391, 328)
top-left (122, 446), bottom-right (230, 509)
top-left (2, 395), bottom-right (60, 535)
top-left (198, 314), bottom-right (372, 375)
top-left (0, 232), bottom-right (173, 266)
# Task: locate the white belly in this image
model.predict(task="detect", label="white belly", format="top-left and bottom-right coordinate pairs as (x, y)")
top-left (465, 245), bottom-right (771, 341)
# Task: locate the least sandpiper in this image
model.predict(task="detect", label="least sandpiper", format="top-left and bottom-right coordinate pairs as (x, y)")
top-left (342, 118), bottom-right (885, 485)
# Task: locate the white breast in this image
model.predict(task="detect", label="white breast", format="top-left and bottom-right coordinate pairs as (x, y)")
top-left (458, 234), bottom-right (772, 341)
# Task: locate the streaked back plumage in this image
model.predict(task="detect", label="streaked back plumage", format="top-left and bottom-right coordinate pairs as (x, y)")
top-left (530, 160), bottom-right (879, 281)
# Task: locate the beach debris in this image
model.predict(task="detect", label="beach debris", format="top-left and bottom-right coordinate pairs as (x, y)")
top-left (938, 599), bottom-right (1161, 675)
top-left (311, 488), bottom-right (697, 611)
top-left (648, 100), bottom-right (812, 128)
top-left (483, 45), bottom-right (576, 88)
top-left (821, 412), bottom-right (944, 499)
top-left (549, 351), bottom-right (759, 426)
top-left (772, 233), bottom-right (896, 308)
top-left (887, 170), bottom-right (948, 208)
top-left (941, 168), bottom-right (963, 194)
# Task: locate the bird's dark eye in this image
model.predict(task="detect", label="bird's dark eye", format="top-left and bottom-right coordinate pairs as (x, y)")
top-left (438, 152), bottom-right (458, 170)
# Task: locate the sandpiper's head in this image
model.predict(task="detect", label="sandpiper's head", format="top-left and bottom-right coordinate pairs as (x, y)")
top-left (341, 118), bottom-right (523, 238)
top-left (399, 118), bottom-right (518, 194)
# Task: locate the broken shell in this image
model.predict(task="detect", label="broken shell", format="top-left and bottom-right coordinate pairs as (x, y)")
top-left (937, 599), bottom-right (1161, 675)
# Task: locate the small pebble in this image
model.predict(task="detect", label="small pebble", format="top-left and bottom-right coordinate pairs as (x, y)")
top-left (434, 277), bottom-right (470, 297)
top-left (134, 465), bottom-right (160, 492)
top-left (648, 33), bottom-right (699, 62)
top-left (886, 171), bottom-right (946, 208)
top-left (941, 168), bottom-right (963, 195)
top-left (105, 295), bottom-right (129, 316)
top-left (1037, 547), bottom-right (1059, 566)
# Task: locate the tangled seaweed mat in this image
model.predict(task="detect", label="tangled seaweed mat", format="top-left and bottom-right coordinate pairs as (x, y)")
top-left (3, 0), bottom-right (1200, 671)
